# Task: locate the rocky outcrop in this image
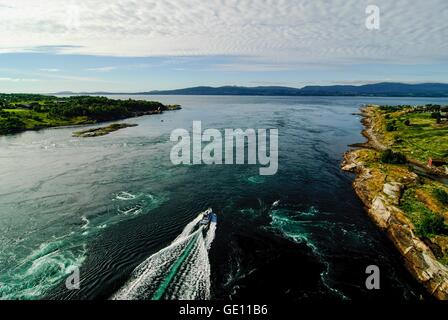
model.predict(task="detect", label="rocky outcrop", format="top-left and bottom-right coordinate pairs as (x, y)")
top-left (382, 182), bottom-right (403, 205)
top-left (342, 150), bottom-right (448, 300)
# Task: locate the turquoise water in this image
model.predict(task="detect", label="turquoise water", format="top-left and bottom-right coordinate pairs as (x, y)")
top-left (1, 95), bottom-right (448, 300)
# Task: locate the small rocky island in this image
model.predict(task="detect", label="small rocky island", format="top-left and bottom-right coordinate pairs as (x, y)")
top-left (342, 104), bottom-right (448, 300)
top-left (73, 123), bottom-right (138, 137)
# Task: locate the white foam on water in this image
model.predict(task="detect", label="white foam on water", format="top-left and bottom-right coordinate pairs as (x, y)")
top-left (111, 231), bottom-right (197, 300)
top-left (269, 207), bottom-right (349, 300)
top-left (112, 209), bottom-right (217, 300)
top-left (0, 240), bottom-right (86, 300)
top-left (173, 213), bottom-right (203, 243)
top-left (205, 222), bottom-right (217, 251)
top-left (166, 235), bottom-right (211, 300)
top-left (81, 216), bottom-right (90, 230)
top-left (115, 192), bottom-right (137, 201)
top-left (118, 205), bottom-right (143, 216)
top-left (1, 191), bottom-right (167, 300)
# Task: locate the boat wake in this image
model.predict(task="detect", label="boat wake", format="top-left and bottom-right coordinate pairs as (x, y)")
top-left (111, 210), bottom-right (217, 300)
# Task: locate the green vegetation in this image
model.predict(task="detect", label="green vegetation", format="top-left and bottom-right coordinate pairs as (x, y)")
top-left (442, 255), bottom-right (448, 265)
top-left (433, 188), bottom-right (448, 205)
top-left (385, 119), bottom-right (398, 132)
top-left (373, 104), bottom-right (448, 163)
top-left (353, 146), bottom-right (448, 265)
top-left (73, 123), bottom-right (138, 138)
top-left (401, 189), bottom-right (447, 238)
top-left (362, 104), bottom-right (448, 264)
top-left (380, 149), bottom-right (407, 164)
top-left (374, 104), bottom-right (448, 239)
top-left (416, 213), bottom-right (446, 237)
top-left (0, 94), bottom-right (180, 135)
top-left (385, 122), bottom-right (397, 132)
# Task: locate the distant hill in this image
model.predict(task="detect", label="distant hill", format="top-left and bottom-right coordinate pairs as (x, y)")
top-left (142, 83), bottom-right (448, 97)
top-left (142, 86), bottom-right (303, 96)
top-left (54, 83), bottom-right (448, 97)
top-left (298, 83), bottom-right (448, 96)
top-left (54, 91), bottom-right (130, 95)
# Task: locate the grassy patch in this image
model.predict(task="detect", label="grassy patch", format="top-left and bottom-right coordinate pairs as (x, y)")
top-left (362, 105), bottom-right (448, 263)
top-left (0, 109), bottom-right (91, 134)
top-left (441, 255), bottom-right (448, 266)
top-left (375, 106), bottom-right (448, 162)
top-left (400, 188), bottom-right (447, 238)
top-left (433, 188), bottom-right (448, 205)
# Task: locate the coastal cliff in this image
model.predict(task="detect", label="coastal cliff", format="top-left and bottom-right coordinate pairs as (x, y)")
top-left (342, 105), bottom-right (448, 300)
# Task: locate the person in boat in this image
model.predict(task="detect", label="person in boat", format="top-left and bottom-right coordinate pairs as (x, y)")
top-left (200, 212), bottom-right (210, 225)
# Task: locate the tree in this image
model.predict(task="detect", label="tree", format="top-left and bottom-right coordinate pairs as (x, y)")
top-left (380, 149), bottom-right (407, 164)
top-left (0, 117), bottom-right (26, 134)
top-left (416, 213), bottom-right (446, 237)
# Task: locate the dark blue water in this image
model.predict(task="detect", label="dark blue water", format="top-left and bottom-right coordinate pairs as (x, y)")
top-left (1, 95), bottom-right (448, 300)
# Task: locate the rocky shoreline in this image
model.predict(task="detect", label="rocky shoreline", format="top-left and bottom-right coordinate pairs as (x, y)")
top-left (73, 123), bottom-right (138, 138)
top-left (342, 106), bottom-right (448, 300)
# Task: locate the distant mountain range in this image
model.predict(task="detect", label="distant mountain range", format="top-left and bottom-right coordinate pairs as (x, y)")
top-left (55, 82), bottom-right (448, 97)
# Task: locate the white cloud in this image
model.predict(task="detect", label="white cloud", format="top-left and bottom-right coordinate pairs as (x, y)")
top-left (86, 66), bottom-right (117, 72)
top-left (0, 0), bottom-right (446, 67)
top-left (0, 77), bottom-right (38, 82)
top-left (212, 63), bottom-right (295, 72)
top-left (39, 68), bottom-right (60, 72)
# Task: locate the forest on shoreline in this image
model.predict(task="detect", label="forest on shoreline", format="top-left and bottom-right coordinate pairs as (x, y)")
top-left (0, 94), bottom-right (180, 135)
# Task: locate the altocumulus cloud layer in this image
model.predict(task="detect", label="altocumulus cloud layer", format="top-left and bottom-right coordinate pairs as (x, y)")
top-left (0, 0), bottom-right (447, 66)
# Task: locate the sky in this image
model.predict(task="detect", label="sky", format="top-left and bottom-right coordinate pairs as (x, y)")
top-left (0, 0), bottom-right (447, 93)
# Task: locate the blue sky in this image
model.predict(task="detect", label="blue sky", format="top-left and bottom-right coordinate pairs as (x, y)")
top-left (0, 0), bottom-right (447, 93)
